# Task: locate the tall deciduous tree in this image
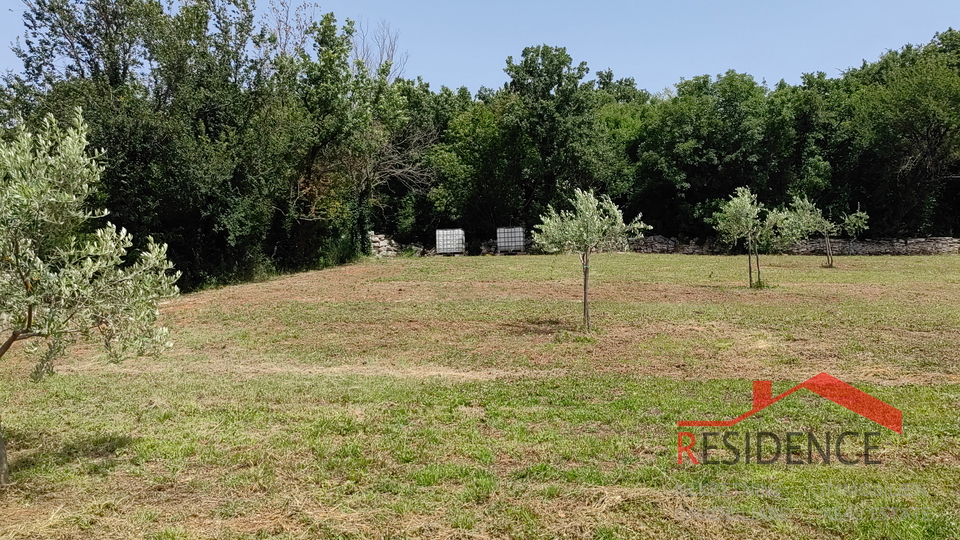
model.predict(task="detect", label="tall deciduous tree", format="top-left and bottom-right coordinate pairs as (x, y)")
top-left (0, 111), bottom-right (180, 484)
top-left (430, 45), bottom-right (625, 239)
top-left (7, 0), bottom-right (397, 289)
top-left (503, 45), bottom-right (615, 220)
top-left (630, 71), bottom-right (775, 237)
top-left (13, 0), bottom-right (152, 88)
top-left (851, 54), bottom-right (960, 235)
top-left (533, 189), bottom-right (649, 331)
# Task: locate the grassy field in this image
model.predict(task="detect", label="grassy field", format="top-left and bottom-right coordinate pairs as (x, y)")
top-left (1, 253), bottom-right (959, 539)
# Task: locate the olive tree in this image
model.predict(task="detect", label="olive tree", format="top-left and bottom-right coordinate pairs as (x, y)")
top-left (711, 187), bottom-right (809, 288)
top-left (787, 197), bottom-right (869, 267)
top-left (0, 111), bottom-right (179, 484)
top-left (533, 189), bottom-right (649, 331)
top-left (712, 187), bottom-right (769, 287)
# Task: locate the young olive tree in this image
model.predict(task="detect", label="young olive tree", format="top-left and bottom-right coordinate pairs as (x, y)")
top-left (533, 189), bottom-right (649, 332)
top-left (787, 197), bottom-right (869, 267)
top-left (711, 187), bottom-right (809, 288)
top-left (0, 111), bottom-right (179, 484)
top-left (712, 187), bottom-right (768, 288)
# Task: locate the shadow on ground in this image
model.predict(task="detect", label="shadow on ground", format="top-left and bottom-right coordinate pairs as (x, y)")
top-left (500, 317), bottom-right (579, 335)
top-left (3, 425), bottom-right (135, 481)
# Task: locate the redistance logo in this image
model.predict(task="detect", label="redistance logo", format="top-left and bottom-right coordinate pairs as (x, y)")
top-left (676, 372), bottom-right (902, 465)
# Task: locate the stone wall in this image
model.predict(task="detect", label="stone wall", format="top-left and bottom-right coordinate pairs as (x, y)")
top-left (369, 232), bottom-right (402, 258)
top-left (628, 235), bottom-right (726, 255)
top-left (369, 232), bottom-right (433, 257)
top-left (785, 237), bottom-right (960, 256)
top-left (368, 231), bottom-right (529, 257)
top-left (372, 231), bottom-right (960, 257)
top-left (628, 234), bottom-right (960, 256)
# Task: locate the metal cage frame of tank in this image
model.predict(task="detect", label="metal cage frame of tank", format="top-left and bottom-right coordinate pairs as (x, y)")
top-left (436, 228), bottom-right (465, 254)
top-left (496, 227), bottom-right (525, 253)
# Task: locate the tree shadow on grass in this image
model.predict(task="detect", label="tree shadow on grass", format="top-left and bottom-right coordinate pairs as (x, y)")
top-left (3, 425), bottom-right (135, 480)
top-left (501, 317), bottom-right (579, 335)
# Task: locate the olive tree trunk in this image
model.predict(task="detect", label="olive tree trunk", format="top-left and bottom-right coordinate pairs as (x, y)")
top-left (581, 251), bottom-right (591, 332)
top-left (754, 245), bottom-right (762, 287)
top-left (824, 232), bottom-right (834, 268)
top-left (0, 421), bottom-right (10, 485)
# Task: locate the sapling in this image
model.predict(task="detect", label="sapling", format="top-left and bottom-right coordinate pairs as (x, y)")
top-left (533, 189), bottom-right (649, 331)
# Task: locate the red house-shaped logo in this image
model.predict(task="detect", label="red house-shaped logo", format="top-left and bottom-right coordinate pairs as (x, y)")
top-left (678, 372), bottom-right (902, 433)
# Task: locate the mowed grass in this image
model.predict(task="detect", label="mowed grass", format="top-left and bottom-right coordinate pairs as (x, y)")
top-left (1, 253), bottom-right (959, 539)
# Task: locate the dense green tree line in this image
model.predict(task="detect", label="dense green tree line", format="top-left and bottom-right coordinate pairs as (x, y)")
top-left (2, 0), bottom-right (466, 289)
top-left (3, 0), bottom-right (959, 289)
top-left (423, 31), bottom-right (960, 243)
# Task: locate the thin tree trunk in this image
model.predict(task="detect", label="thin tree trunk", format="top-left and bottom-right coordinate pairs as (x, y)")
top-left (582, 251), bottom-right (590, 332)
top-left (747, 240), bottom-right (753, 287)
top-left (755, 247), bottom-right (762, 287)
top-left (824, 233), bottom-right (834, 268)
top-left (0, 420), bottom-right (10, 485)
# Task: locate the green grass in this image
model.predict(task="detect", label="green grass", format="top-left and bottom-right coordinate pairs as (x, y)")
top-left (1, 253), bottom-right (958, 539)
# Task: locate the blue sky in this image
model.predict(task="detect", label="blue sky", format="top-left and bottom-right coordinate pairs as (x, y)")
top-left (2, 0), bottom-right (959, 94)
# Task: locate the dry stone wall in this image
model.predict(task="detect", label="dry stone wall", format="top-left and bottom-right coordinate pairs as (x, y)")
top-left (629, 234), bottom-right (960, 255)
top-left (785, 237), bottom-right (960, 256)
top-left (371, 231), bottom-right (960, 257)
top-left (369, 232), bottom-right (402, 258)
top-left (628, 235), bottom-right (727, 255)
top-left (369, 232), bottom-right (432, 257)
top-left (369, 232), bottom-right (530, 257)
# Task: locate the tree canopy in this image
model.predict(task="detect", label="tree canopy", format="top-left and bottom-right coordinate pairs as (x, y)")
top-left (0, 109), bottom-right (179, 370)
top-left (3, 2), bottom-right (959, 288)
